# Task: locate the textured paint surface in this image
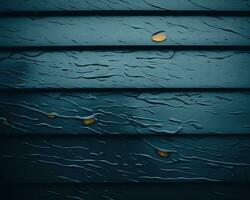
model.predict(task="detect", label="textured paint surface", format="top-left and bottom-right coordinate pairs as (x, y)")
top-left (1, 135), bottom-right (250, 182)
top-left (0, 50), bottom-right (250, 88)
top-left (0, 92), bottom-right (250, 134)
top-left (0, 0), bottom-right (250, 11)
top-left (0, 0), bottom-right (250, 199)
top-left (1, 183), bottom-right (249, 200)
top-left (0, 16), bottom-right (250, 47)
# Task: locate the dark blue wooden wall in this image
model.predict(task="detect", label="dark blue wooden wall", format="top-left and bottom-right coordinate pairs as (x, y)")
top-left (0, 1), bottom-right (250, 199)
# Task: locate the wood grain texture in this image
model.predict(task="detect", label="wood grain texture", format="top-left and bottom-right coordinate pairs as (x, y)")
top-left (0, 135), bottom-right (250, 182)
top-left (0, 0), bottom-right (249, 198)
top-left (2, 183), bottom-right (250, 200)
top-left (0, 50), bottom-right (250, 89)
top-left (0, 92), bottom-right (249, 134)
top-left (0, 16), bottom-right (250, 47)
top-left (0, 0), bottom-right (250, 11)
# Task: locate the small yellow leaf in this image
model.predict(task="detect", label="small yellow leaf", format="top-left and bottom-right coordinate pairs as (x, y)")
top-left (47, 112), bottom-right (58, 119)
top-left (82, 117), bottom-right (96, 126)
top-left (152, 31), bottom-right (167, 42)
top-left (156, 149), bottom-right (171, 158)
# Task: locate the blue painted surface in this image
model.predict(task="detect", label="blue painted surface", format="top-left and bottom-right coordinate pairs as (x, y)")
top-left (1, 135), bottom-right (250, 182)
top-left (0, 1), bottom-right (250, 199)
top-left (0, 51), bottom-right (250, 89)
top-left (0, 0), bottom-right (249, 11)
top-left (0, 16), bottom-right (249, 47)
top-left (0, 92), bottom-right (250, 134)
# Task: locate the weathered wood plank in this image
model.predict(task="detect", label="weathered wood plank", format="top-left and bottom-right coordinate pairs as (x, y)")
top-left (0, 0), bottom-right (250, 12)
top-left (0, 92), bottom-right (249, 134)
top-left (0, 16), bottom-right (249, 47)
top-left (2, 183), bottom-right (250, 200)
top-left (1, 50), bottom-right (250, 89)
top-left (0, 135), bottom-right (250, 182)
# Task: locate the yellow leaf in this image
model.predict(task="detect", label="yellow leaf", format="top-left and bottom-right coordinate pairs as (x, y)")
top-left (82, 117), bottom-right (96, 126)
top-left (156, 149), bottom-right (171, 158)
top-left (47, 112), bottom-right (58, 119)
top-left (152, 31), bottom-right (167, 42)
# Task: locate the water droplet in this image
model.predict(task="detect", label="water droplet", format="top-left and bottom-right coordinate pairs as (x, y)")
top-left (156, 149), bottom-right (171, 158)
top-left (152, 31), bottom-right (167, 42)
top-left (82, 116), bottom-right (96, 126)
top-left (47, 112), bottom-right (58, 119)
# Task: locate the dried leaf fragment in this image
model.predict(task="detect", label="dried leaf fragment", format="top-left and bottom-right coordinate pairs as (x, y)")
top-left (156, 149), bottom-right (171, 158)
top-left (82, 116), bottom-right (97, 126)
top-left (47, 112), bottom-right (58, 119)
top-left (152, 31), bottom-right (167, 42)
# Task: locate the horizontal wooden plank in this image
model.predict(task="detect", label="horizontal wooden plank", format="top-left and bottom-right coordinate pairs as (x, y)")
top-left (0, 92), bottom-right (250, 134)
top-left (0, 50), bottom-right (250, 89)
top-left (0, 16), bottom-right (249, 47)
top-left (2, 183), bottom-right (250, 200)
top-left (0, 0), bottom-right (250, 12)
top-left (0, 135), bottom-right (250, 182)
